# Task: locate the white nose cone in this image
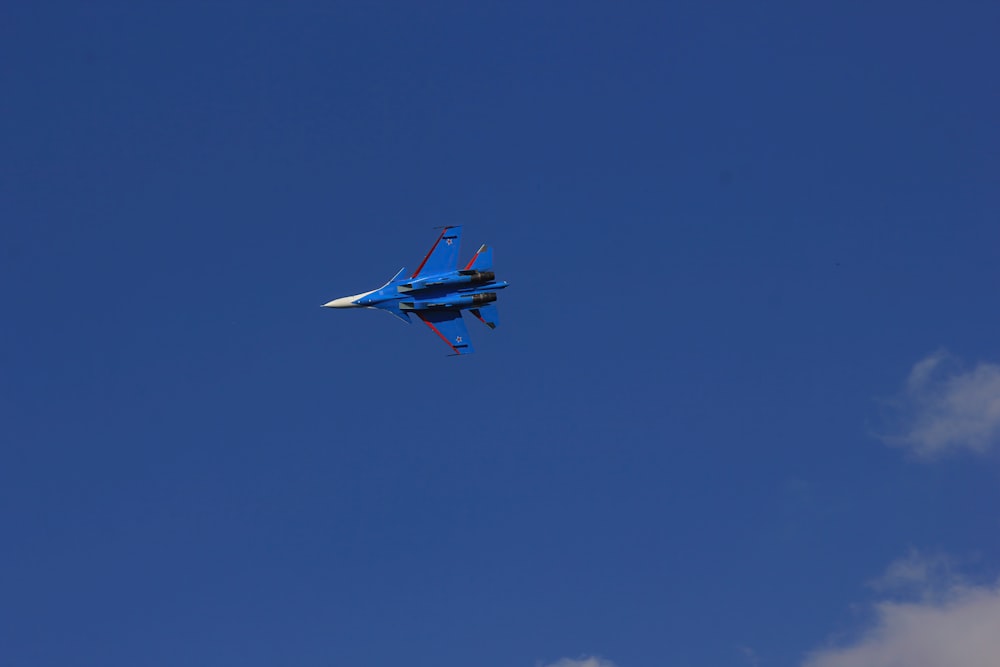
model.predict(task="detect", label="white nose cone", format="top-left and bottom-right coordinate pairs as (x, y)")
top-left (322, 288), bottom-right (377, 308)
top-left (322, 296), bottom-right (357, 308)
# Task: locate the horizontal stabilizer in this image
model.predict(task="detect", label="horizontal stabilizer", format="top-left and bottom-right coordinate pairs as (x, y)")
top-left (464, 244), bottom-right (492, 271)
top-left (469, 303), bottom-right (499, 329)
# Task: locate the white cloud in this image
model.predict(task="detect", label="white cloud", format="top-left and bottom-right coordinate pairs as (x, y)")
top-left (540, 658), bottom-right (618, 667)
top-left (881, 351), bottom-right (1000, 459)
top-left (803, 552), bottom-right (1000, 667)
top-left (867, 548), bottom-right (962, 597)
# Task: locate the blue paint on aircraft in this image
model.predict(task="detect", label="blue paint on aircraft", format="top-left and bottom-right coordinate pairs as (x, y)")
top-left (323, 226), bottom-right (508, 355)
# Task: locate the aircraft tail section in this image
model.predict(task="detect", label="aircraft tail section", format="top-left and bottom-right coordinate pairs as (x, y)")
top-left (469, 303), bottom-right (499, 329)
top-left (464, 244), bottom-right (492, 271)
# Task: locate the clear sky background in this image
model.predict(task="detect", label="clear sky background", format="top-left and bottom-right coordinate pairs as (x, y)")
top-left (2, 3), bottom-right (999, 666)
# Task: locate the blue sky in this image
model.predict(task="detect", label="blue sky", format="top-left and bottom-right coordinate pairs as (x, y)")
top-left (2, 2), bottom-right (999, 666)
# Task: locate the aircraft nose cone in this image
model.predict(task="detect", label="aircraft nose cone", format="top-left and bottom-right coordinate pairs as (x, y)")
top-left (322, 296), bottom-right (356, 308)
top-left (322, 288), bottom-right (377, 309)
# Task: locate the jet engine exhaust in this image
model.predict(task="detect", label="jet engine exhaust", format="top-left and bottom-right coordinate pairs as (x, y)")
top-left (469, 292), bottom-right (497, 305)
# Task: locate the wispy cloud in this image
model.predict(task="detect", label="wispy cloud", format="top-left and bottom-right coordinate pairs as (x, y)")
top-left (880, 351), bottom-right (1000, 459)
top-left (803, 551), bottom-right (1000, 667)
top-left (540, 657), bottom-right (618, 667)
top-left (867, 548), bottom-right (964, 597)
top-left (739, 645), bottom-right (762, 666)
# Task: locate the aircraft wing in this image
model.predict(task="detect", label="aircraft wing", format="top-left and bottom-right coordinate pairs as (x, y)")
top-left (411, 226), bottom-right (462, 278)
top-left (416, 310), bottom-right (473, 355)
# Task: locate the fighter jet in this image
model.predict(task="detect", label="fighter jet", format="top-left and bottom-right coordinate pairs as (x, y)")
top-left (322, 226), bottom-right (507, 355)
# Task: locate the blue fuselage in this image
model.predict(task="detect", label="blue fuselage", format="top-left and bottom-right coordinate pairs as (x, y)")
top-left (356, 275), bottom-right (509, 312)
top-left (323, 226), bottom-right (504, 354)
top-left (323, 266), bottom-right (507, 317)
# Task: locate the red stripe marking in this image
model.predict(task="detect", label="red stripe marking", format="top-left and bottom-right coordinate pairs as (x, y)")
top-left (412, 229), bottom-right (446, 278)
top-left (463, 244), bottom-right (485, 271)
top-left (419, 315), bottom-right (459, 354)
top-left (463, 250), bottom-right (479, 271)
